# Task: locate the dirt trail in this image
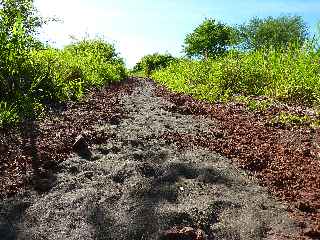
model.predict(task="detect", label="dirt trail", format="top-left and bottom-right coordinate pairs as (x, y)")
top-left (0, 79), bottom-right (298, 239)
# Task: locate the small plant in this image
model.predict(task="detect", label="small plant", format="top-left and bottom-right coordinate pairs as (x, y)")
top-left (233, 96), bottom-right (274, 112)
top-left (269, 112), bottom-right (311, 127)
top-left (233, 95), bottom-right (250, 103)
top-left (247, 99), bottom-right (274, 112)
top-left (0, 101), bottom-right (19, 127)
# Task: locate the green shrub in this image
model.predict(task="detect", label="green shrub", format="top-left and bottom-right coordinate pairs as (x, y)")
top-left (30, 40), bottom-right (126, 102)
top-left (0, 1), bottom-right (127, 127)
top-left (152, 47), bottom-right (320, 106)
top-left (0, 101), bottom-right (19, 127)
top-left (269, 112), bottom-right (311, 127)
top-left (246, 99), bottom-right (274, 112)
top-left (0, 38), bottom-right (127, 127)
top-left (133, 53), bottom-right (175, 77)
top-left (0, 0), bottom-right (43, 100)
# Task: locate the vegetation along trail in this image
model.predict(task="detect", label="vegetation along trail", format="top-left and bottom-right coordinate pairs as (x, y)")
top-left (1, 78), bottom-right (306, 240)
top-left (1, 1), bottom-right (320, 239)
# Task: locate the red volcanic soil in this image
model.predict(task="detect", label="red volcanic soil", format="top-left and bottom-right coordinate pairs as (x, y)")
top-left (155, 84), bottom-right (320, 239)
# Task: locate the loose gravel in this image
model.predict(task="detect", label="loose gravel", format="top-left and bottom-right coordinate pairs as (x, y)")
top-left (0, 79), bottom-right (299, 239)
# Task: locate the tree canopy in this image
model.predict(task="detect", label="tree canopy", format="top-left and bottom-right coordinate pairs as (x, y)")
top-left (134, 53), bottom-right (175, 76)
top-left (0, 0), bottom-right (42, 37)
top-left (183, 18), bottom-right (236, 59)
top-left (0, 0), bottom-right (44, 98)
top-left (239, 15), bottom-right (308, 50)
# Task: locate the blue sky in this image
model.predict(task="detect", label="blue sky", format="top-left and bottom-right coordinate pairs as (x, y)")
top-left (34, 0), bottom-right (320, 67)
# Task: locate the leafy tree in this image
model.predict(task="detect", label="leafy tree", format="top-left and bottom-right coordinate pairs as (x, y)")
top-left (183, 18), bottom-right (236, 59)
top-left (134, 53), bottom-right (175, 76)
top-left (0, 0), bottom-right (42, 36)
top-left (0, 0), bottom-right (43, 99)
top-left (239, 15), bottom-right (308, 50)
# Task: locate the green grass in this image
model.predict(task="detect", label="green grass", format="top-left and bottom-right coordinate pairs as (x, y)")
top-left (269, 112), bottom-right (312, 127)
top-left (0, 102), bottom-right (19, 127)
top-left (232, 96), bottom-right (275, 112)
top-left (152, 47), bottom-right (320, 106)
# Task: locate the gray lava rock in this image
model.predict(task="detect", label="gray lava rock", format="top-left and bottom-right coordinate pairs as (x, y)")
top-left (0, 142), bottom-right (8, 153)
top-left (109, 114), bottom-right (121, 125)
top-left (73, 134), bottom-right (92, 159)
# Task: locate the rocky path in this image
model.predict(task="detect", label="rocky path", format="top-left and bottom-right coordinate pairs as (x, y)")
top-left (1, 78), bottom-right (299, 239)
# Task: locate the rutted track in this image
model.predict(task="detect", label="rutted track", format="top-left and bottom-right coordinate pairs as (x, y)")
top-left (1, 78), bottom-right (299, 239)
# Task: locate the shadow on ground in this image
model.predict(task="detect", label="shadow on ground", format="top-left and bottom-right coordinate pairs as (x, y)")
top-left (0, 79), bottom-right (299, 240)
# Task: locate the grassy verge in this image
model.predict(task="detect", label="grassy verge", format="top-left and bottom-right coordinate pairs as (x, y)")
top-left (0, 39), bottom-right (127, 127)
top-left (152, 48), bottom-right (320, 107)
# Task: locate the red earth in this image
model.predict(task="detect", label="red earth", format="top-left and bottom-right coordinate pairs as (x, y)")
top-left (0, 78), bottom-right (319, 239)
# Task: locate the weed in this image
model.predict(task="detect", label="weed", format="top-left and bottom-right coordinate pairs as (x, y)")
top-left (269, 112), bottom-right (311, 127)
top-left (0, 101), bottom-right (19, 127)
top-left (247, 99), bottom-right (274, 112)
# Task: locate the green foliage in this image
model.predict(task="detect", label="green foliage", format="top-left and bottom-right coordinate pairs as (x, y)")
top-left (64, 38), bottom-right (124, 65)
top-left (129, 69), bottom-right (145, 78)
top-left (152, 59), bottom-right (223, 102)
top-left (269, 112), bottom-right (311, 127)
top-left (233, 96), bottom-right (274, 112)
top-left (29, 39), bottom-right (126, 102)
top-left (183, 18), bottom-right (236, 59)
top-left (0, 0), bottom-right (47, 127)
top-left (247, 99), bottom-right (274, 112)
top-left (133, 53), bottom-right (175, 77)
top-left (0, 38), bottom-right (126, 127)
top-left (0, 0), bottom-right (43, 100)
top-left (0, 101), bottom-right (18, 126)
top-left (239, 15), bottom-right (308, 50)
top-left (0, 0), bottom-right (127, 128)
top-left (0, 0), bottom-right (126, 128)
top-left (152, 47), bottom-right (320, 106)
top-left (0, 0), bottom-right (42, 36)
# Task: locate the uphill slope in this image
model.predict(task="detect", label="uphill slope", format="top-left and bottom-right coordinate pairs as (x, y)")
top-left (1, 78), bottom-right (298, 240)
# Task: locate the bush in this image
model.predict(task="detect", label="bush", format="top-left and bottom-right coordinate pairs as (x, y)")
top-left (30, 39), bottom-right (126, 101)
top-left (133, 53), bottom-right (175, 77)
top-left (0, 1), bottom-right (127, 127)
top-left (0, 0), bottom-right (44, 100)
top-left (0, 38), bottom-right (127, 127)
top-left (152, 47), bottom-right (320, 105)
